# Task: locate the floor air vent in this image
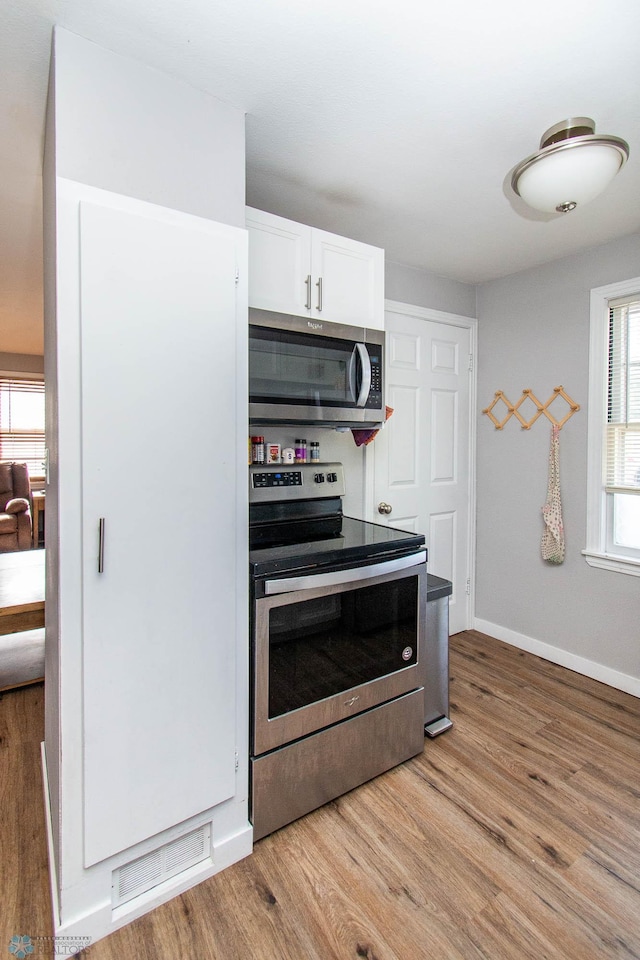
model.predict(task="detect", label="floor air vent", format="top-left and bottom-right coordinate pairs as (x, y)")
top-left (112, 823), bottom-right (212, 907)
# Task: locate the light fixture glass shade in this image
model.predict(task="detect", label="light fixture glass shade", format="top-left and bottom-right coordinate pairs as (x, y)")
top-left (511, 118), bottom-right (629, 214)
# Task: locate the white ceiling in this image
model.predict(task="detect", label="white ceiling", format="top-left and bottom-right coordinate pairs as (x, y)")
top-left (2, 0), bottom-right (640, 355)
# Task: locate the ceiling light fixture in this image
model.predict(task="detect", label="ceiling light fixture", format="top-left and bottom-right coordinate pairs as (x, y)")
top-left (511, 117), bottom-right (629, 214)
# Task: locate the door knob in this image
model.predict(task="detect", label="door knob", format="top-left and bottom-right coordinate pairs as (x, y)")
top-left (378, 502), bottom-right (392, 515)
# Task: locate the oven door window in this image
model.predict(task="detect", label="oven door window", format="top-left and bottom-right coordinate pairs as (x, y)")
top-left (267, 575), bottom-right (419, 719)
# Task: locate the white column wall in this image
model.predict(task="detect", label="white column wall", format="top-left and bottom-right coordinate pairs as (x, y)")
top-left (43, 27), bottom-right (249, 953)
top-left (52, 27), bottom-right (245, 229)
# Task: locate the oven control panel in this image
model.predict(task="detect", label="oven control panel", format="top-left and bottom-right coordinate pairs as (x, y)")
top-left (313, 472), bottom-right (339, 484)
top-left (252, 471), bottom-right (303, 488)
top-left (249, 462), bottom-right (346, 503)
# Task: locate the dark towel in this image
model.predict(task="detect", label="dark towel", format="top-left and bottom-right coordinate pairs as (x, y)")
top-left (351, 406), bottom-right (394, 447)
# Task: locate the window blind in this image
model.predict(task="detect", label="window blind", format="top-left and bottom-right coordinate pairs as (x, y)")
top-left (606, 296), bottom-right (640, 494)
top-left (0, 377), bottom-right (46, 477)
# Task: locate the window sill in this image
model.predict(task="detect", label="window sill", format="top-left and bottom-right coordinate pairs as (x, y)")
top-left (582, 549), bottom-right (640, 577)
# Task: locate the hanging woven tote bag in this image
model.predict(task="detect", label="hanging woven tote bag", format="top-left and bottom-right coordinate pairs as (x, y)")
top-left (541, 424), bottom-right (565, 564)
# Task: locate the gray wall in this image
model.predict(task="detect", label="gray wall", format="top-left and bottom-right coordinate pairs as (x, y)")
top-left (385, 259), bottom-right (477, 319)
top-left (476, 231), bottom-right (640, 683)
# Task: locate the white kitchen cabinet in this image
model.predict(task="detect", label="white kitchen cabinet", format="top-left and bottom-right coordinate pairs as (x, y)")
top-left (44, 179), bottom-right (251, 923)
top-left (246, 207), bottom-right (385, 329)
top-left (78, 192), bottom-right (244, 864)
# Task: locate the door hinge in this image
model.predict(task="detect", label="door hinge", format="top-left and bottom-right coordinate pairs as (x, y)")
top-left (234, 749), bottom-right (239, 771)
top-left (468, 353), bottom-right (474, 373)
top-left (235, 266), bottom-right (240, 285)
top-left (466, 577), bottom-right (471, 595)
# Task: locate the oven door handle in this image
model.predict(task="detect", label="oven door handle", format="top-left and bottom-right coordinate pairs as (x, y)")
top-left (264, 550), bottom-right (427, 595)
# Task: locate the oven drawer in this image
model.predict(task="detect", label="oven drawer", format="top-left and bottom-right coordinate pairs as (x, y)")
top-left (251, 687), bottom-right (425, 841)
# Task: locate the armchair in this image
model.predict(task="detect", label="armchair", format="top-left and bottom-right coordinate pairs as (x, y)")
top-left (0, 462), bottom-right (33, 552)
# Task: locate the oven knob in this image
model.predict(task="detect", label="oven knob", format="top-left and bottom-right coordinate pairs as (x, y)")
top-left (402, 646), bottom-right (413, 661)
top-left (314, 473), bottom-right (325, 483)
top-left (327, 472), bottom-right (337, 483)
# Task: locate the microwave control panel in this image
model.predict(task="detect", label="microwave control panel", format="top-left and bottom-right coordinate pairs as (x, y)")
top-left (367, 354), bottom-right (383, 408)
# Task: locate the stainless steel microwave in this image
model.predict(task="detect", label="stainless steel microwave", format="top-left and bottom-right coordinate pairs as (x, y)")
top-left (249, 309), bottom-right (384, 426)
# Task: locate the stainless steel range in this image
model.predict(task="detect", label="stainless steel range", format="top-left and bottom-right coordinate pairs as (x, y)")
top-left (249, 462), bottom-right (427, 840)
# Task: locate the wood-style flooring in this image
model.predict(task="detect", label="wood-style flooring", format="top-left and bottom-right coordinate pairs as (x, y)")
top-left (1, 630), bottom-right (639, 959)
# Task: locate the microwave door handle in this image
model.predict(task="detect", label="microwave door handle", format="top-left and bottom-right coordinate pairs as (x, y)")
top-left (355, 342), bottom-right (372, 407)
top-left (347, 345), bottom-right (358, 403)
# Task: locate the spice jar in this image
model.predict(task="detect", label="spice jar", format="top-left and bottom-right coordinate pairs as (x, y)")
top-left (266, 442), bottom-right (281, 464)
top-left (294, 439), bottom-right (307, 463)
top-left (251, 436), bottom-right (265, 464)
top-left (310, 441), bottom-right (320, 463)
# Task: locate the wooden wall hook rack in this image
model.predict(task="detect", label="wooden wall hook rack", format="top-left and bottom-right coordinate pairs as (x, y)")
top-left (483, 385), bottom-right (580, 431)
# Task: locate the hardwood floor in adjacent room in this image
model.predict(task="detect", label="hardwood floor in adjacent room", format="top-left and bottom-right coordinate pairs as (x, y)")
top-left (2, 631), bottom-right (639, 959)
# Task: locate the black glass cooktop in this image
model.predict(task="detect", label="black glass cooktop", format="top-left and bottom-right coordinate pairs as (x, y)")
top-left (249, 516), bottom-right (425, 579)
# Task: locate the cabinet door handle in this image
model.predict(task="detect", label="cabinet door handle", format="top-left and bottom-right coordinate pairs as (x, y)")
top-left (98, 518), bottom-right (106, 573)
top-left (316, 276), bottom-right (323, 312)
top-left (305, 274), bottom-right (312, 310)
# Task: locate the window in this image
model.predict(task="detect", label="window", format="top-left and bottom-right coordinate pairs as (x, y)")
top-left (0, 376), bottom-right (45, 478)
top-left (584, 279), bottom-right (640, 576)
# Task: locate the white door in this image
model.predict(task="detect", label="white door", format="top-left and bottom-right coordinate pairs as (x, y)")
top-left (78, 193), bottom-right (245, 866)
top-left (371, 304), bottom-right (475, 635)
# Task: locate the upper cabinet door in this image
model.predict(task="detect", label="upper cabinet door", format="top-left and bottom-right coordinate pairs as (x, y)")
top-left (246, 207), bottom-right (312, 317)
top-left (246, 207), bottom-right (385, 329)
top-left (311, 229), bottom-right (384, 330)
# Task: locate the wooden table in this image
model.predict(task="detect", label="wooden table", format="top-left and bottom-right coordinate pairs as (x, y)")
top-left (32, 490), bottom-right (45, 547)
top-left (0, 549), bottom-right (45, 635)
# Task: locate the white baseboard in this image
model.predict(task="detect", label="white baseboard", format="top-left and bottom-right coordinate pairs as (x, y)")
top-left (473, 618), bottom-right (640, 699)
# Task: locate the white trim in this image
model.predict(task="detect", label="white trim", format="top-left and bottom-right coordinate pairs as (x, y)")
top-left (473, 618), bottom-right (640, 699)
top-left (384, 298), bottom-right (476, 328)
top-left (41, 742), bottom-right (62, 932)
top-left (586, 276), bottom-right (640, 570)
top-left (581, 549), bottom-right (640, 577)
